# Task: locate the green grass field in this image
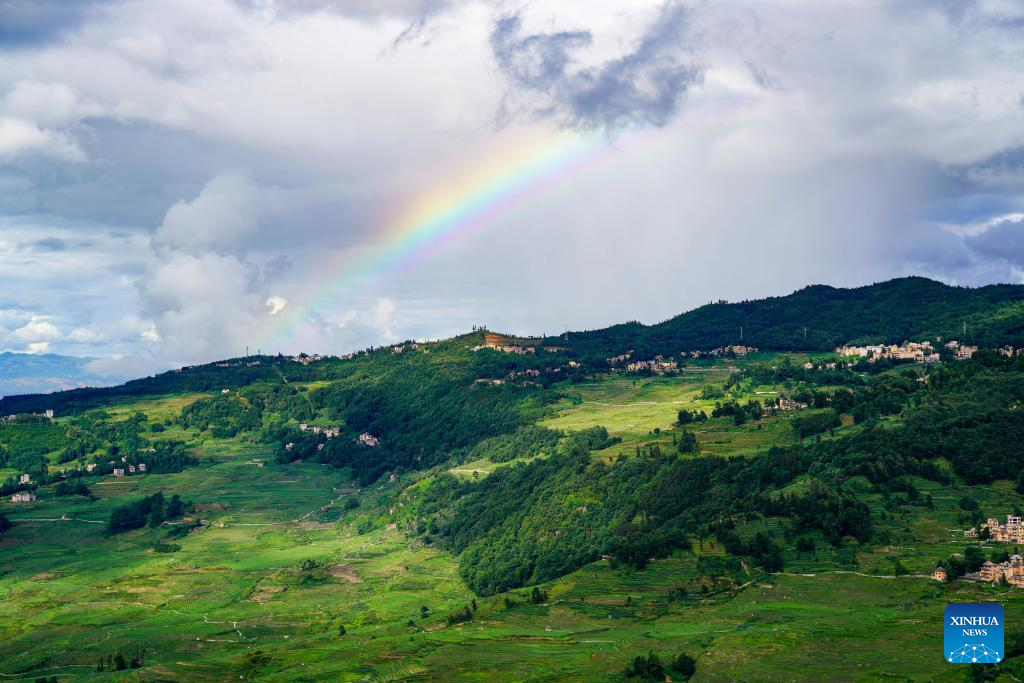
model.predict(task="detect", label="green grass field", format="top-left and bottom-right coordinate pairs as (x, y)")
top-left (2, 363), bottom-right (1022, 681)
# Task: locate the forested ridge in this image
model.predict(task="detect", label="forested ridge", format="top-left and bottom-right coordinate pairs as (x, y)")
top-left (552, 276), bottom-right (1024, 356)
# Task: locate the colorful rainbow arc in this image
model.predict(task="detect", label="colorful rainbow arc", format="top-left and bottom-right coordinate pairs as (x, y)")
top-left (257, 127), bottom-right (651, 352)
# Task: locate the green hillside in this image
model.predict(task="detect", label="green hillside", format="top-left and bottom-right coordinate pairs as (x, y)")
top-left (558, 277), bottom-right (1024, 355)
top-left (2, 279), bottom-right (1024, 680)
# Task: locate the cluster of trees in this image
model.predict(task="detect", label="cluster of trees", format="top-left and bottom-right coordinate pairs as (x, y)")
top-left (791, 409), bottom-right (841, 439)
top-left (676, 409), bottom-right (709, 425)
top-left (711, 399), bottom-right (763, 425)
top-left (624, 652), bottom-right (696, 681)
top-left (466, 426), bottom-right (563, 464)
top-left (0, 415), bottom-right (68, 463)
top-left (713, 524), bottom-right (784, 571)
top-left (178, 393), bottom-right (262, 437)
top-left (95, 646), bottom-right (146, 672)
top-left (676, 430), bottom-right (699, 454)
top-left (108, 492), bottom-right (187, 534)
top-left (54, 479), bottom-right (91, 497)
top-left (763, 487), bottom-right (872, 547)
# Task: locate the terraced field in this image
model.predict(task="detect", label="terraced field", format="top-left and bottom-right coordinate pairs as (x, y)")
top-left (2, 362), bottom-right (1023, 681)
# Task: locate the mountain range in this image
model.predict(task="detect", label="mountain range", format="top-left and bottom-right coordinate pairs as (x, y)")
top-left (0, 352), bottom-right (108, 400)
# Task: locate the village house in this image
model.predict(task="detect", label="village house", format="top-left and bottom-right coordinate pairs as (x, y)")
top-left (357, 433), bottom-right (380, 447)
top-left (138, 463), bottom-right (146, 472)
top-left (113, 468), bottom-right (125, 477)
top-left (18, 474), bottom-right (31, 485)
top-left (776, 397), bottom-right (809, 411)
top-left (964, 527), bottom-right (978, 538)
top-left (956, 345), bottom-right (979, 359)
top-left (607, 351), bottom-right (633, 365)
top-left (931, 566), bottom-right (947, 582)
top-left (473, 333), bottom-right (537, 354)
top-left (980, 561), bottom-right (1002, 582)
top-left (624, 358), bottom-right (679, 375)
top-left (86, 463), bottom-right (96, 473)
top-left (11, 492), bottom-right (36, 503)
top-left (978, 555), bottom-right (1024, 585)
top-left (128, 465), bottom-right (136, 473)
top-left (835, 340), bottom-right (940, 363)
top-left (981, 514), bottom-right (1024, 543)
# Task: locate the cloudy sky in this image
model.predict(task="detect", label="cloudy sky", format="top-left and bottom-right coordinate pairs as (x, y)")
top-left (1, 0), bottom-right (1024, 379)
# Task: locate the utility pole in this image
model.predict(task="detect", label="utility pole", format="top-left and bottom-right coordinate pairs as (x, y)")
top-left (740, 325), bottom-right (744, 341)
top-left (803, 326), bottom-right (808, 342)
top-left (245, 345), bottom-right (249, 357)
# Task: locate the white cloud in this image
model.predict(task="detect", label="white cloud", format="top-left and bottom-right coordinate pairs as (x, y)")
top-left (0, 117), bottom-right (84, 161)
top-left (11, 316), bottom-right (61, 342)
top-left (25, 341), bottom-right (50, 354)
top-left (266, 296), bottom-right (287, 315)
top-left (66, 326), bottom-right (106, 343)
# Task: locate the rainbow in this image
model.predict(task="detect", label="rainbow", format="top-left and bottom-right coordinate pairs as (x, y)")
top-left (257, 127), bottom-right (649, 351)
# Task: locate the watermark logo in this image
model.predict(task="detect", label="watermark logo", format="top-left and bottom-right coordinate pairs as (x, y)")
top-left (945, 603), bottom-right (1003, 663)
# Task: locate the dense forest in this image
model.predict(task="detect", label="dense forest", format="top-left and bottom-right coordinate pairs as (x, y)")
top-left (552, 277), bottom-right (1024, 357)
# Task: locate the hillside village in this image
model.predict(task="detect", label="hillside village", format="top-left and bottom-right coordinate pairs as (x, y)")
top-left (832, 339), bottom-right (1002, 362)
top-left (950, 515), bottom-right (1024, 588)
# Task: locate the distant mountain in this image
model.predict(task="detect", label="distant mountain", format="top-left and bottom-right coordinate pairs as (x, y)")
top-left (0, 352), bottom-right (107, 399)
top-left (558, 277), bottom-right (1024, 356)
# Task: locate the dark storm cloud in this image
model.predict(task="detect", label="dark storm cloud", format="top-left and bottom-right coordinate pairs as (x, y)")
top-left (490, 3), bottom-right (704, 129)
top-left (0, 0), bottom-right (110, 46)
top-left (967, 218), bottom-right (1024, 269)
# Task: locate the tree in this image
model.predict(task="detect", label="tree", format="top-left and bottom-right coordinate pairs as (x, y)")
top-left (676, 430), bottom-right (699, 455)
top-left (965, 546), bottom-right (986, 573)
top-left (672, 653), bottom-right (697, 679)
top-left (624, 652), bottom-right (666, 680)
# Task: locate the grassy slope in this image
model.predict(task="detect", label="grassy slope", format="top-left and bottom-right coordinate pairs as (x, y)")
top-left (2, 360), bottom-right (1023, 681)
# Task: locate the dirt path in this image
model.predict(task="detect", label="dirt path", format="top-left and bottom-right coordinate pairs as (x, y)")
top-left (16, 517), bottom-right (105, 524)
top-left (773, 570), bottom-right (931, 580)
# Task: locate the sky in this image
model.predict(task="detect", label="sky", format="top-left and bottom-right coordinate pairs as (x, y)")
top-left (1, 0), bottom-right (1024, 380)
